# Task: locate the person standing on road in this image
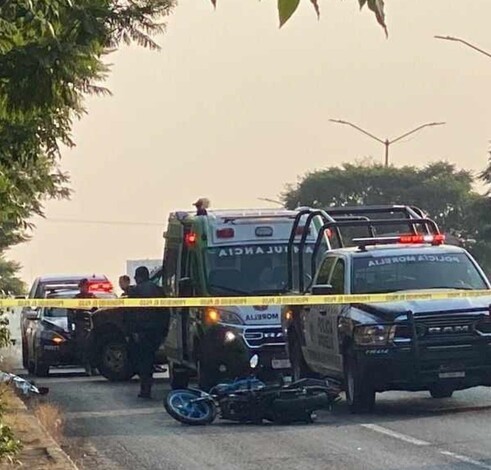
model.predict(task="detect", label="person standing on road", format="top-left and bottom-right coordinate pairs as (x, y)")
top-left (128, 266), bottom-right (168, 399)
top-left (73, 279), bottom-right (98, 376)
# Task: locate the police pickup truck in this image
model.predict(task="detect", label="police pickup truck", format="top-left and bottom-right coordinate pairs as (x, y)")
top-left (282, 212), bottom-right (491, 413)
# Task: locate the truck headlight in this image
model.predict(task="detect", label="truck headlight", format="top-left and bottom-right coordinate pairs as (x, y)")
top-left (354, 324), bottom-right (395, 346)
top-left (205, 308), bottom-right (244, 325)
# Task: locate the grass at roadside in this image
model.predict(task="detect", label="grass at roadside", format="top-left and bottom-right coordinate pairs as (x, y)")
top-left (34, 403), bottom-right (65, 444)
top-left (0, 385), bottom-right (22, 465)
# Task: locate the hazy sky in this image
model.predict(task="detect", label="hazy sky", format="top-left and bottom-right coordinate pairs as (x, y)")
top-left (9, 0), bottom-right (491, 288)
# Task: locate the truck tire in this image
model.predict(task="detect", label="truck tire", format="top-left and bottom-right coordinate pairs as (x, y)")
top-left (169, 363), bottom-right (190, 389)
top-left (429, 384), bottom-right (454, 399)
top-left (344, 353), bottom-right (375, 414)
top-left (290, 334), bottom-right (317, 381)
top-left (98, 336), bottom-right (135, 382)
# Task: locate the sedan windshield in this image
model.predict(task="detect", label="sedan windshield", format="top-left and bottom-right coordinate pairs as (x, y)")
top-left (44, 308), bottom-right (69, 318)
top-left (352, 252), bottom-right (488, 294)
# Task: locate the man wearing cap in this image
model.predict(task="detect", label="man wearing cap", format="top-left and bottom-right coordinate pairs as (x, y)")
top-left (194, 198), bottom-right (210, 216)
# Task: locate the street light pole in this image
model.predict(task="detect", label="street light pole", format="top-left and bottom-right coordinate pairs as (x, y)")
top-left (329, 119), bottom-right (446, 166)
top-left (384, 139), bottom-right (389, 167)
top-left (257, 197), bottom-right (284, 207)
top-left (435, 35), bottom-right (491, 60)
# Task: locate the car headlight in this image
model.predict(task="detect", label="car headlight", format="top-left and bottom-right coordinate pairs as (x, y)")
top-left (41, 330), bottom-right (66, 343)
top-left (354, 324), bottom-right (395, 346)
top-left (205, 308), bottom-right (244, 325)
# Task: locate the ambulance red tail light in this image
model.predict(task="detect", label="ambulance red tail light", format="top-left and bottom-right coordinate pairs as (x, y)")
top-left (216, 228), bottom-right (234, 238)
top-left (88, 280), bottom-right (113, 293)
top-left (185, 232), bottom-right (198, 246)
top-left (398, 234), bottom-right (445, 245)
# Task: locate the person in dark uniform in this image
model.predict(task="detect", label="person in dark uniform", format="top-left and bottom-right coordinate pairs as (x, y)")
top-left (128, 266), bottom-right (168, 398)
top-left (73, 279), bottom-right (97, 376)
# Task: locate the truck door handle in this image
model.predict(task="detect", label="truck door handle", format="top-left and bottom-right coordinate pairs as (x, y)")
top-left (304, 307), bottom-right (311, 312)
top-left (319, 309), bottom-right (327, 315)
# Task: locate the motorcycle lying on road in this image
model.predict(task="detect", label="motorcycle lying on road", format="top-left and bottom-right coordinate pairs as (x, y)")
top-left (164, 355), bottom-right (340, 425)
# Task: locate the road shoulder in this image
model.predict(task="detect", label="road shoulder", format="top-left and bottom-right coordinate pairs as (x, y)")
top-left (1, 389), bottom-right (77, 469)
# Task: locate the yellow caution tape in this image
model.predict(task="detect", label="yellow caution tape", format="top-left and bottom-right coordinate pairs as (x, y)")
top-left (1, 290), bottom-right (491, 309)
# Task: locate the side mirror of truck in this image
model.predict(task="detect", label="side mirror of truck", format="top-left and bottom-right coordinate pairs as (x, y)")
top-left (311, 284), bottom-right (334, 295)
top-left (178, 277), bottom-right (193, 296)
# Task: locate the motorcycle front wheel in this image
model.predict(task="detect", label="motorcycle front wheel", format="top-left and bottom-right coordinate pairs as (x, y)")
top-left (164, 389), bottom-right (216, 425)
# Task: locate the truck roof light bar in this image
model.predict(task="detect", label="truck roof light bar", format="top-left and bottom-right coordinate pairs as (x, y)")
top-left (353, 233), bottom-right (446, 249)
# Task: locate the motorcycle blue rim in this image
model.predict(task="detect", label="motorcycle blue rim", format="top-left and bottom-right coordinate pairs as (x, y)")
top-left (169, 392), bottom-right (212, 421)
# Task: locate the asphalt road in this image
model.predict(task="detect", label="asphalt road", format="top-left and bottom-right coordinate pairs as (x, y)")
top-left (16, 365), bottom-right (491, 470)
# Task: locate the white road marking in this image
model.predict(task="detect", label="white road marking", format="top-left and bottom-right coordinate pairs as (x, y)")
top-left (360, 423), bottom-right (430, 446)
top-left (362, 423), bottom-right (491, 469)
top-left (440, 451), bottom-right (491, 469)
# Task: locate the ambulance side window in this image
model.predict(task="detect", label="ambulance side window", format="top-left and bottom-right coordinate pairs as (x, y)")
top-left (163, 245), bottom-right (179, 296)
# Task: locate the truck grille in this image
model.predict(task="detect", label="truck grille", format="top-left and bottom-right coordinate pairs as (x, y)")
top-left (393, 314), bottom-right (485, 342)
top-left (416, 314), bottom-right (478, 338)
top-left (243, 327), bottom-right (285, 349)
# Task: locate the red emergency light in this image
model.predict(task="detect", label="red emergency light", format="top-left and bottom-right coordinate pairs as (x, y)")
top-left (353, 233), bottom-right (445, 248)
top-left (88, 281), bottom-right (113, 293)
top-left (398, 234), bottom-right (445, 245)
top-left (216, 228), bottom-right (234, 238)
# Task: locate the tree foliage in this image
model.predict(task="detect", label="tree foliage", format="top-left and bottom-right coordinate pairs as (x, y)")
top-left (283, 161), bottom-right (491, 273)
top-left (0, 0), bottom-right (175, 277)
top-left (211, 0), bottom-right (387, 32)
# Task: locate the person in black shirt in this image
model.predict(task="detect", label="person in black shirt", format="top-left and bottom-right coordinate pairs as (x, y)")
top-left (128, 266), bottom-right (168, 398)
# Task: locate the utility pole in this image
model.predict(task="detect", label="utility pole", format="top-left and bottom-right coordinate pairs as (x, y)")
top-left (329, 119), bottom-right (446, 167)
